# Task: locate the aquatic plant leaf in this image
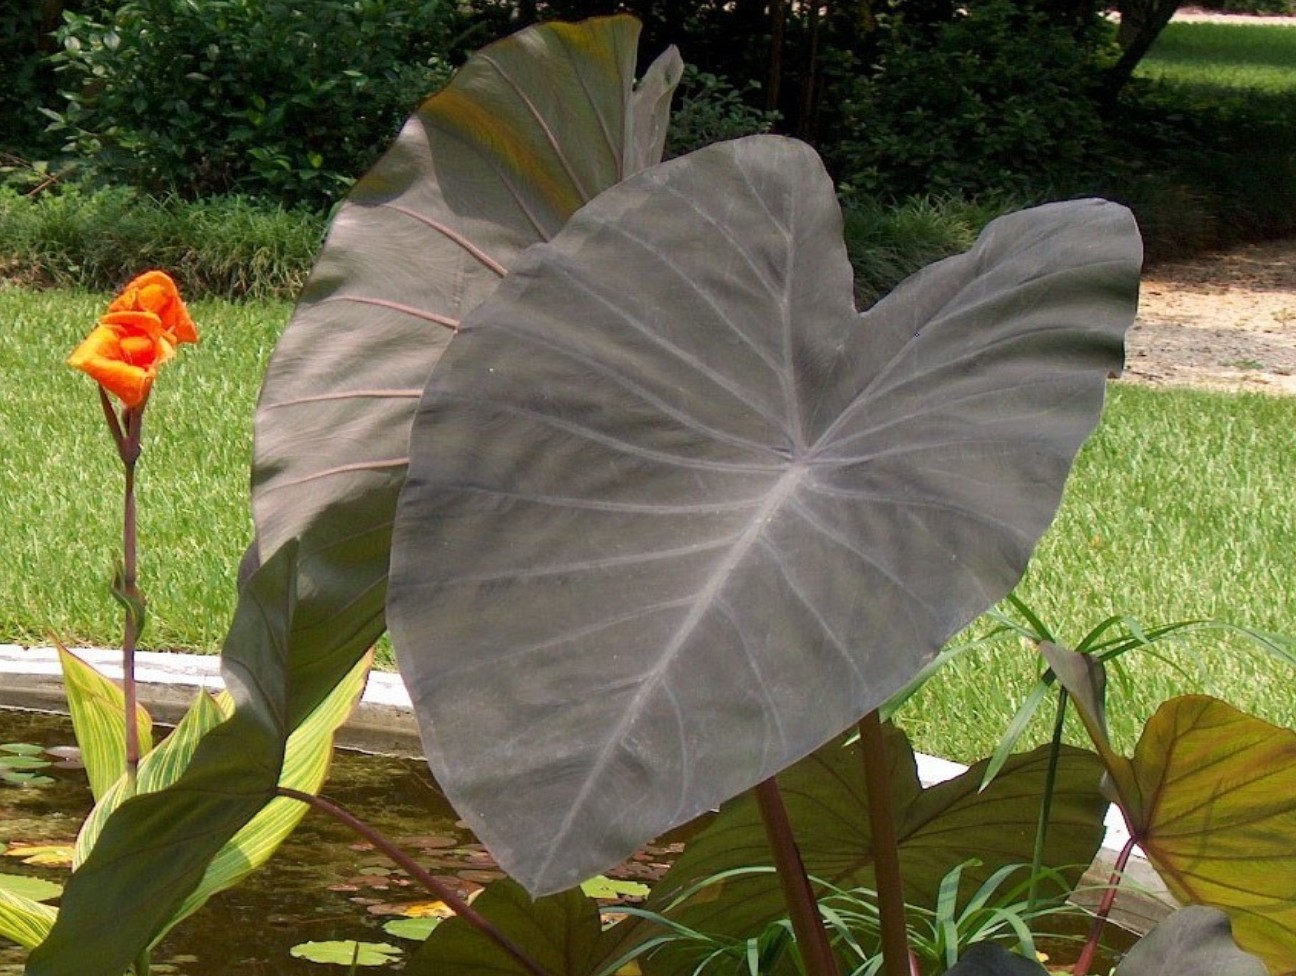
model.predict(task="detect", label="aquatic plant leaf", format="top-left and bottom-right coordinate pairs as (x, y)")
top-left (0, 772), bottom-right (55, 787)
top-left (166, 650), bottom-right (371, 931)
top-left (388, 134), bottom-right (1140, 894)
top-left (0, 744), bottom-right (45, 756)
top-left (290, 940), bottom-right (403, 966)
top-left (1112, 906), bottom-right (1267, 976)
top-left (3, 845), bottom-right (72, 868)
top-left (945, 942), bottom-right (1050, 975)
top-left (0, 873), bottom-right (62, 903)
top-left (27, 543), bottom-right (300, 976)
top-left (581, 876), bottom-right (651, 900)
top-left (74, 689), bottom-right (226, 864)
top-left (404, 878), bottom-right (634, 976)
top-left (641, 726), bottom-right (1104, 968)
top-left (0, 757), bottom-right (48, 771)
top-left (251, 15), bottom-right (682, 715)
top-left (0, 886), bottom-right (58, 950)
top-left (1128, 696), bottom-right (1296, 972)
top-left (56, 643), bottom-right (153, 801)
top-left (384, 916), bottom-right (446, 941)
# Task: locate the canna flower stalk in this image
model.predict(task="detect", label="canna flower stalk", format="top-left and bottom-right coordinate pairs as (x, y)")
top-left (68, 270), bottom-right (198, 787)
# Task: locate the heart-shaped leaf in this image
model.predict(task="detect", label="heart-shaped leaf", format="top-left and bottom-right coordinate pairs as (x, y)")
top-left (1128, 696), bottom-right (1296, 972)
top-left (251, 16), bottom-right (682, 702)
top-left (403, 878), bottom-right (635, 976)
top-left (1047, 649), bottom-right (1296, 973)
top-left (388, 135), bottom-right (1140, 893)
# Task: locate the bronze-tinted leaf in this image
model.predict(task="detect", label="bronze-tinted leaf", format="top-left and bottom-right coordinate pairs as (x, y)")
top-left (1130, 696), bottom-right (1296, 972)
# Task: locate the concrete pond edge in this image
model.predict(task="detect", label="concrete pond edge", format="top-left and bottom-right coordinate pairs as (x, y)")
top-left (0, 643), bottom-right (1173, 930)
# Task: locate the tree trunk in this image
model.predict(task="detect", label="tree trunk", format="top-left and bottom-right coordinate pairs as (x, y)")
top-left (768, 0), bottom-right (787, 114)
top-left (1104, 0), bottom-right (1182, 102)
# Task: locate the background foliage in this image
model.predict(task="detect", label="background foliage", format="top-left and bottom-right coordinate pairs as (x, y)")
top-left (3, 0), bottom-right (1294, 271)
top-left (44, 0), bottom-right (458, 209)
top-left (828, 0), bottom-right (1110, 199)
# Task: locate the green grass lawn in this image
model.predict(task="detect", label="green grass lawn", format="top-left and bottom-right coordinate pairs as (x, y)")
top-left (4, 286), bottom-right (1294, 762)
top-left (900, 383), bottom-right (1296, 761)
top-left (1, 286), bottom-right (290, 653)
top-left (1137, 21), bottom-right (1296, 92)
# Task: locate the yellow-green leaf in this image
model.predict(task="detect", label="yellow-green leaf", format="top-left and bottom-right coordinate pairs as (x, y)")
top-left (164, 649), bottom-right (373, 933)
top-left (580, 877), bottom-right (650, 900)
top-left (1131, 696), bottom-right (1296, 972)
top-left (0, 872), bottom-right (62, 902)
top-left (3, 845), bottom-right (73, 868)
top-left (290, 940), bottom-right (402, 966)
top-left (75, 689), bottom-right (226, 867)
top-left (0, 887), bottom-right (58, 949)
top-left (57, 643), bottom-right (152, 802)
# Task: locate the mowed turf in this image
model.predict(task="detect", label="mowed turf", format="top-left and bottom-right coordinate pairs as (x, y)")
top-left (1137, 20), bottom-right (1296, 92)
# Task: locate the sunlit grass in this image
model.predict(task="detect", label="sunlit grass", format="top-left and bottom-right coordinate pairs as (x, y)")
top-left (0, 286), bottom-right (289, 653)
top-left (901, 383), bottom-right (1296, 762)
top-left (1137, 21), bottom-right (1296, 92)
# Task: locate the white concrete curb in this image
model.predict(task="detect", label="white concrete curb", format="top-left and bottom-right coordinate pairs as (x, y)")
top-left (0, 644), bottom-right (421, 756)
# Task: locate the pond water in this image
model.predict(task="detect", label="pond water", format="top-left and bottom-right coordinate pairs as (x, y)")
top-left (0, 708), bottom-right (505, 975)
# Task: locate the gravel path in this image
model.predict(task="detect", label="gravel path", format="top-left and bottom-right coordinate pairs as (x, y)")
top-left (1124, 237), bottom-right (1296, 394)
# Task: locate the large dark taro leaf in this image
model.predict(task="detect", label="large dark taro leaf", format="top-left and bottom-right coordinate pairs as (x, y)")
top-left (387, 135), bottom-right (1142, 895)
top-left (251, 15), bottom-right (682, 695)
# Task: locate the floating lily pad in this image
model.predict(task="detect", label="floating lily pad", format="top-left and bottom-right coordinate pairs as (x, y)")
top-left (0, 771), bottom-right (56, 787)
top-left (0, 757), bottom-right (48, 770)
top-left (383, 916), bottom-right (445, 941)
top-left (580, 877), bottom-right (651, 900)
top-left (1, 744), bottom-right (47, 757)
top-left (289, 940), bottom-right (403, 966)
top-left (0, 743), bottom-right (55, 786)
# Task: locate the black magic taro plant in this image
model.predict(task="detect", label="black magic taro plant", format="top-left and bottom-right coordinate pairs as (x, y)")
top-left (18, 13), bottom-right (1296, 976)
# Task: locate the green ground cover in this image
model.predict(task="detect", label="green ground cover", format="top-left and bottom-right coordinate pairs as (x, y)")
top-left (1137, 21), bottom-right (1296, 92)
top-left (4, 286), bottom-right (1294, 760)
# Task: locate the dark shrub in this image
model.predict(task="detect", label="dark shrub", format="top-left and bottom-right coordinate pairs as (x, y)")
top-left (830, 0), bottom-right (1111, 200)
top-left (47, 0), bottom-right (456, 210)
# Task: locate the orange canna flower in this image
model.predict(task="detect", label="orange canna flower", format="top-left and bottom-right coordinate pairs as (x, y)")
top-left (107, 270), bottom-right (198, 346)
top-left (68, 271), bottom-right (197, 407)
